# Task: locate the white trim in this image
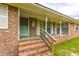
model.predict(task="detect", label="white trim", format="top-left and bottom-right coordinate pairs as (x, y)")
top-left (0, 4), bottom-right (8, 29)
top-left (45, 16), bottom-right (48, 32)
top-left (60, 20), bottom-right (62, 36)
top-left (18, 8), bottom-right (20, 40)
top-left (45, 16), bottom-right (48, 37)
top-left (6, 4), bottom-right (8, 29)
top-left (28, 17), bottom-right (29, 36)
top-left (0, 4), bottom-right (9, 29)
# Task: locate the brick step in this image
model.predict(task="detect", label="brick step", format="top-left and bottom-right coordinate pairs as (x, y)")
top-left (19, 39), bottom-right (52, 56)
top-left (36, 51), bottom-right (52, 56)
top-left (19, 46), bottom-right (50, 56)
top-left (36, 47), bottom-right (51, 56)
top-left (19, 39), bottom-right (43, 46)
top-left (19, 41), bottom-right (46, 52)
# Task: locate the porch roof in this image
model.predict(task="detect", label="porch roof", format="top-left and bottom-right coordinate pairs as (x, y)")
top-left (6, 3), bottom-right (79, 24)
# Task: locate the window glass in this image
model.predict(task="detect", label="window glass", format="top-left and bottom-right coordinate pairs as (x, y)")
top-left (0, 4), bottom-right (8, 29)
top-left (56, 23), bottom-right (60, 35)
top-left (47, 22), bottom-right (51, 34)
top-left (76, 25), bottom-right (79, 31)
top-left (53, 22), bottom-right (55, 35)
top-left (40, 20), bottom-right (45, 29)
top-left (62, 23), bottom-right (68, 34)
top-left (20, 17), bottom-right (29, 38)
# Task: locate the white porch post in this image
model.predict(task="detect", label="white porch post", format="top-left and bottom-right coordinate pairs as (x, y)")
top-left (60, 20), bottom-right (62, 36)
top-left (45, 16), bottom-right (48, 37)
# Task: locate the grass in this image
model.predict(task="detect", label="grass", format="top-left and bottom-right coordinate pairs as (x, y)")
top-left (53, 37), bottom-right (79, 56)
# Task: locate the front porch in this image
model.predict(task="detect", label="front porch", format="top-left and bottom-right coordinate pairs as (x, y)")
top-left (19, 9), bottom-right (69, 40)
top-left (18, 8), bottom-right (70, 56)
top-left (16, 3), bottom-right (73, 56)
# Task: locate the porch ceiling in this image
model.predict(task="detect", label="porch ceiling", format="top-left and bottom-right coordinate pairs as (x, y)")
top-left (20, 9), bottom-right (60, 23)
top-left (6, 3), bottom-right (79, 24)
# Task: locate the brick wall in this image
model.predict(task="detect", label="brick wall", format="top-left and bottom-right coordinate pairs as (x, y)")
top-left (69, 23), bottom-right (79, 37)
top-left (0, 5), bottom-right (18, 55)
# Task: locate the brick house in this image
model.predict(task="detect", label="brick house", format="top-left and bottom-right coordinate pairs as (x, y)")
top-left (0, 3), bottom-right (79, 56)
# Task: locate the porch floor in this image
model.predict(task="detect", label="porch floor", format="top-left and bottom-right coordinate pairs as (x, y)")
top-left (20, 36), bottom-right (40, 40)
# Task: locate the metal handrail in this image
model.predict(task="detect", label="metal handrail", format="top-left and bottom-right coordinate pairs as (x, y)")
top-left (40, 34), bottom-right (52, 51)
top-left (40, 32), bottom-right (52, 45)
top-left (40, 28), bottom-right (56, 42)
top-left (40, 28), bottom-right (56, 55)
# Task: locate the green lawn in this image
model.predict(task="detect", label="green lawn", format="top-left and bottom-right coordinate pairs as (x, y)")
top-left (53, 37), bottom-right (79, 56)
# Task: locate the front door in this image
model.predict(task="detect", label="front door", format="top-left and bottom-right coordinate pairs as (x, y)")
top-left (29, 17), bottom-right (37, 37)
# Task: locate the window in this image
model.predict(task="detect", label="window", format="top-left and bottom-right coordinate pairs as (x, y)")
top-left (20, 17), bottom-right (29, 39)
top-left (0, 4), bottom-right (8, 29)
top-left (47, 22), bottom-right (51, 34)
top-left (53, 22), bottom-right (55, 35)
top-left (40, 20), bottom-right (45, 29)
top-left (76, 25), bottom-right (79, 31)
top-left (56, 23), bottom-right (60, 35)
top-left (62, 23), bottom-right (68, 34)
